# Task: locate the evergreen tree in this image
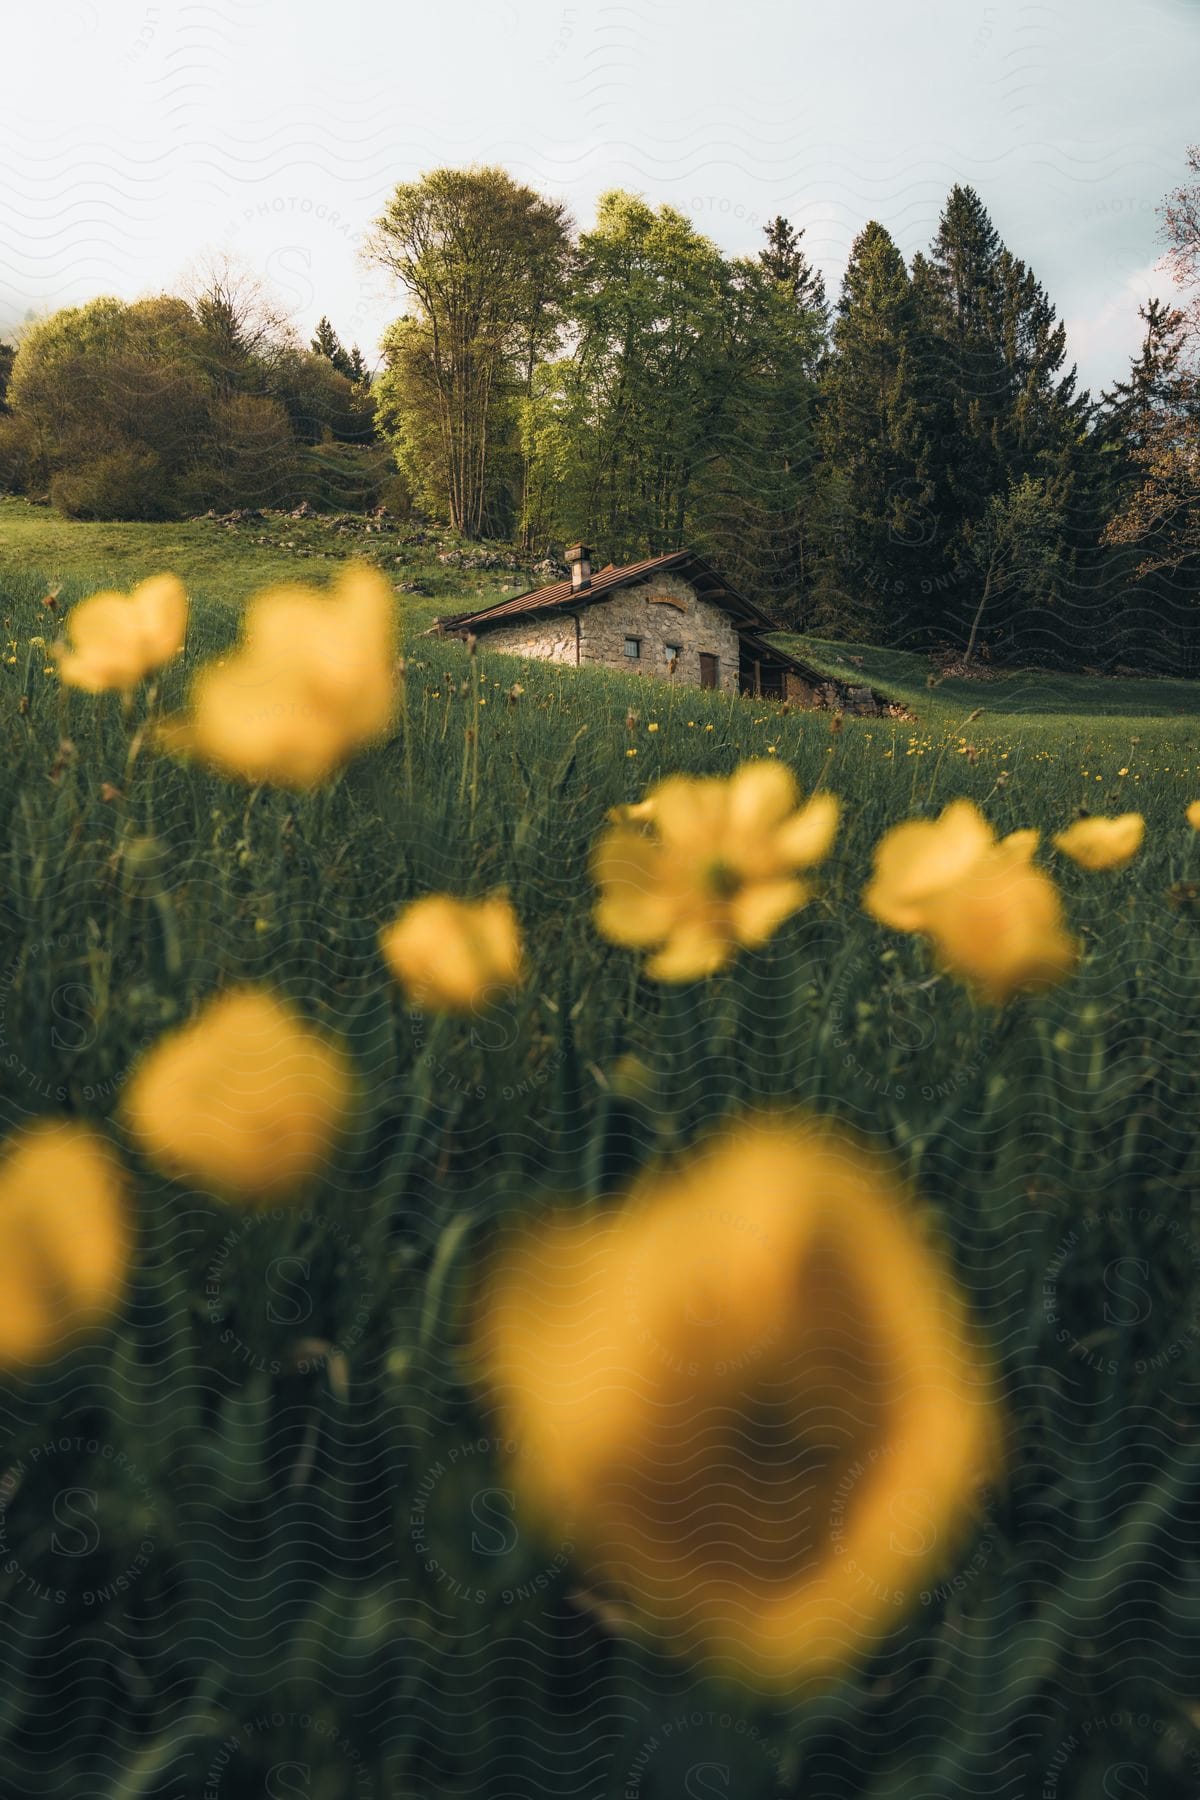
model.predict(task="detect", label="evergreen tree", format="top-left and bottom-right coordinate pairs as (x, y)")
top-left (0, 339), bottom-right (14, 412)
top-left (759, 216), bottom-right (828, 325)
top-left (311, 315), bottom-right (359, 379)
top-left (909, 187), bottom-right (1008, 617)
top-left (1101, 298), bottom-right (1188, 440)
top-left (1102, 298), bottom-right (1200, 672)
top-left (819, 221), bottom-right (931, 642)
top-left (694, 256), bottom-right (825, 619)
top-left (908, 186), bottom-right (1084, 655)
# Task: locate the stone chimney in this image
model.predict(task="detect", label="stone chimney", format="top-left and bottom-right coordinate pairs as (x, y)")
top-left (565, 543), bottom-right (592, 592)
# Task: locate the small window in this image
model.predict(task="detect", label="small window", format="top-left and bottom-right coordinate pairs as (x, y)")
top-left (664, 642), bottom-right (682, 663)
top-left (624, 637), bottom-right (641, 659)
top-left (699, 653), bottom-right (719, 689)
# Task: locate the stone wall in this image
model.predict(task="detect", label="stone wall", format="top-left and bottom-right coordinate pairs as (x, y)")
top-left (783, 670), bottom-right (880, 715)
top-left (471, 612), bottom-right (580, 666)
top-left (579, 575), bottom-right (739, 693)
top-left (469, 574), bottom-right (741, 693)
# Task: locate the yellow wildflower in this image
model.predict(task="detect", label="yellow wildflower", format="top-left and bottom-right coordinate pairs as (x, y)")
top-left (474, 1116), bottom-right (1001, 1687)
top-left (160, 564), bottom-right (396, 789)
top-left (919, 839), bottom-right (1079, 1003)
top-left (123, 988), bottom-right (353, 1203)
top-left (865, 802), bottom-right (1076, 1002)
top-left (863, 799), bottom-right (1002, 932)
top-left (606, 797), bottom-right (658, 827)
top-left (54, 574), bottom-right (187, 693)
top-left (380, 893), bottom-right (522, 1015)
top-left (592, 761), bottom-right (839, 981)
top-left (0, 1122), bottom-right (129, 1364)
top-left (1052, 813), bottom-right (1145, 871)
top-left (1188, 801), bottom-right (1200, 830)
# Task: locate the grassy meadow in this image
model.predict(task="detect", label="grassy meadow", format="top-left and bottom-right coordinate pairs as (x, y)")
top-left (1, 505), bottom-right (1199, 1798)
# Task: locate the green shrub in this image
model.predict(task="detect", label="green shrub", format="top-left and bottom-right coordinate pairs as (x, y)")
top-left (0, 414), bottom-right (34, 493)
top-left (49, 443), bottom-right (172, 519)
top-left (294, 439), bottom-right (397, 511)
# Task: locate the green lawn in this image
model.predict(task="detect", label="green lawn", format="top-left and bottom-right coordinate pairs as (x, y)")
top-left (0, 512), bottom-right (1199, 1798)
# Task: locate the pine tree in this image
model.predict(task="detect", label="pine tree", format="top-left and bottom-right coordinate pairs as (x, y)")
top-left (311, 316), bottom-right (356, 378)
top-left (695, 257), bottom-right (825, 620)
top-left (1101, 298), bottom-right (1187, 441)
top-left (911, 188), bottom-right (1007, 584)
top-left (819, 221), bottom-right (931, 641)
top-left (759, 216), bottom-right (828, 325)
top-left (0, 340), bottom-right (14, 412)
top-left (908, 186), bottom-right (1084, 654)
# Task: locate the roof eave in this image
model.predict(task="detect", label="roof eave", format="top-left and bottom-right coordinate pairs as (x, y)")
top-left (429, 548), bottom-right (782, 637)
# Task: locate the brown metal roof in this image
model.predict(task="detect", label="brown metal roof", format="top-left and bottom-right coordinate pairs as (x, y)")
top-left (432, 549), bottom-right (781, 636)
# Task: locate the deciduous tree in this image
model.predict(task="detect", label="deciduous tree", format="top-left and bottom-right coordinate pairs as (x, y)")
top-left (366, 167), bottom-right (571, 537)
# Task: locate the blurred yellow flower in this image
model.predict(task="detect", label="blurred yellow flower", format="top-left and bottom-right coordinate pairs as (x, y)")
top-left (865, 803), bottom-right (1075, 1002)
top-left (380, 893), bottom-right (522, 1014)
top-left (592, 761), bottom-right (839, 981)
top-left (606, 796), bottom-right (657, 827)
top-left (474, 1117), bottom-right (1001, 1686)
top-left (160, 563), bottom-right (396, 788)
top-left (864, 799), bottom-right (1004, 932)
top-left (0, 1122), bottom-right (129, 1364)
top-left (1052, 813), bottom-right (1145, 871)
top-left (54, 574), bottom-right (188, 693)
top-left (123, 988), bottom-right (353, 1202)
top-left (919, 839), bottom-right (1079, 1003)
top-left (1188, 801), bottom-right (1200, 830)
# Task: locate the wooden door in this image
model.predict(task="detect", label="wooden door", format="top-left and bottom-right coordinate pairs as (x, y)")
top-left (699, 653), bottom-right (719, 689)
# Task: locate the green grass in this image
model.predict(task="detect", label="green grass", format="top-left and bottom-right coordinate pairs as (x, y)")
top-left (783, 631), bottom-right (1200, 724)
top-left (0, 520), bottom-right (1199, 1798)
top-left (0, 495), bottom-right (526, 624)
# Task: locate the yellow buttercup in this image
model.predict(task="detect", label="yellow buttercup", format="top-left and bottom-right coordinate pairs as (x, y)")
top-left (592, 760), bottom-right (839, 981)
top-left (160, 563), bottom-right (397, 788)
top-left (474, 1117), bottom-right (1002, 1686)
top-left (55, 574), bottom-right (188, 693)
top-left (0, 1122), bottom-right (130, 1364)
top-left (1053, 813), bottom-right (1145, 871)
top-left (865, 800), bottom-right (1077, 1002)
top-left (123, 987), bottom-right (353, 1203)
top-left (380, 893), bottom-right (523, 1014)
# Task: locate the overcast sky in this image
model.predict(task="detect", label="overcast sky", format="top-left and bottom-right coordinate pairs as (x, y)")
top-left (1, 0), bottom-right (1195, 394)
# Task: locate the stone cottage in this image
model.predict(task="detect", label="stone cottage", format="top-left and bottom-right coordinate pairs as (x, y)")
top-left (431, 546), bottom-right (885, 711)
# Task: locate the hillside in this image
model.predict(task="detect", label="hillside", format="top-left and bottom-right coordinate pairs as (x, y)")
top-left (783, 633), bottom-right (1200, 723)
top-left (0, 520), bottom-right (1198, 1797)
